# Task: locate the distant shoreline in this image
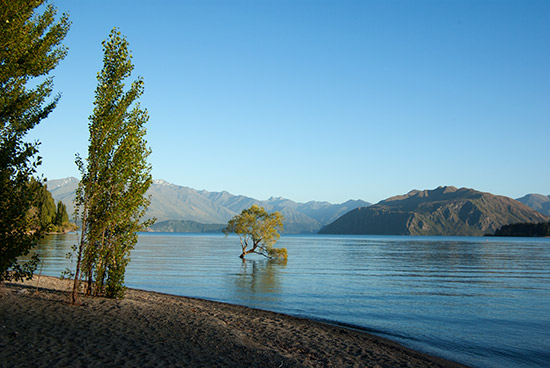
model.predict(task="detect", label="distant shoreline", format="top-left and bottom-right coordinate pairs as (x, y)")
top-left (1, 276), bottom-right (468, 367)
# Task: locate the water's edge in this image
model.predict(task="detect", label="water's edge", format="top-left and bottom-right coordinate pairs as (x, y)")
top-left (32, 233), bottom-right (550, 368)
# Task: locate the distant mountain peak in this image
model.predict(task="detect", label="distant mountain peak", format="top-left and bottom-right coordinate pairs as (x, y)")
top-left (516, 193), bottom-right (550, 216)
top-left (46, 177), bottom-right (78, 190)
top-left (382, 186), bottom-right (478, 205)
top-left (153, 179), bottom-right (172, 186)
top-left (407, 185), bottom-right (459, 196)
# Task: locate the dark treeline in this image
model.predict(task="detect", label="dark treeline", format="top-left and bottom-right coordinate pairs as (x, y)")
top-left (28, 179), bottom-right (74, 233)
top-left (493, 222), bottom-right (550, 237)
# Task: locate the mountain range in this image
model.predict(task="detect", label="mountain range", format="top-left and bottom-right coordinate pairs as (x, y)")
top-left (319, 186), bottom-right (550, 236)
top-left (46, 178), bottom-right (371, 234)
top-left (47, 178), bottom-right (549, 236)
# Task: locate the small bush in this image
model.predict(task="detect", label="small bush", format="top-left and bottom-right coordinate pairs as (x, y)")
top-left (267, 247), bottom-right (288, 260)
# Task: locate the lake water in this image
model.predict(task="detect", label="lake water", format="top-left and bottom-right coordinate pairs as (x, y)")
top-left (32, 233), bottom-right (550, 368)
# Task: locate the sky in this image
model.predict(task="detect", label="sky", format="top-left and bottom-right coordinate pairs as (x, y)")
top-left (27, 0), bottom-right (550, 204)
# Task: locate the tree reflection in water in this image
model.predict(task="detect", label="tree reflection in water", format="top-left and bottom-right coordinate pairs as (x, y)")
top-left (235, 258), bottom-right (287, 296)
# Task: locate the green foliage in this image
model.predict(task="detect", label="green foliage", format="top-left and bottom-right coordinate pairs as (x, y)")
top-left (24, 178), bottom-right (74, 233)
top-left (224, 205), bottom-right (286, 259)
top-left (0, 0), bottom-right (69, 281)
top-left (267, 246), bottom-right (288, 259)
top-left (37, 182), bottom-right (56, 228)
top-left (73, 29), bottom-right (153, 299)
top-left (493, 221), bottom-right (550, 237)
top-left (55, 200), bottom-right (69, 226)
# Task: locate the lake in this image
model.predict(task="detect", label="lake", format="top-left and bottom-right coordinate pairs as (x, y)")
top-left (32, 233), bottom-right (550, 368)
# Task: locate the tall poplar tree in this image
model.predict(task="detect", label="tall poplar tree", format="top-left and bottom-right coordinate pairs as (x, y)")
top-left (73, 28), bottom-right (153, 301)
top-left (0, 0), bottom-right (69, 281)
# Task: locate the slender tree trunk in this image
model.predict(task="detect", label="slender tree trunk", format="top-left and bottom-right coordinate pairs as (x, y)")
top-left (95, 229), bottom-right (109, 296)
top-left (86, 268), bottom-right (93, 295)
top-left (71, 202), bottom-right (87, 305)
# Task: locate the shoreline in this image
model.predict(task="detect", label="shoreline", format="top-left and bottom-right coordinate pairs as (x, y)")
top-left (1, 276), bottom-right (468, 368)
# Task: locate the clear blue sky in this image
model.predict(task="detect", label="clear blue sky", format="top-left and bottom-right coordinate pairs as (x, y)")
top-left (28, 0), bottom-right (549, 204)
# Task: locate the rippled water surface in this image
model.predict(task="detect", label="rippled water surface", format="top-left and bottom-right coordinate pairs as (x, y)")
top-left (33, 233), bottom-right (550, 368)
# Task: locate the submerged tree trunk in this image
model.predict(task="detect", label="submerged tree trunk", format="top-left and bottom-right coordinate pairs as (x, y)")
top-left (239, 240), bottom-right (260, 259)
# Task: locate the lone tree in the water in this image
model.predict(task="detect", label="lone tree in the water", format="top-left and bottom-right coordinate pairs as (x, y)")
top-left (224, 205), bottom-right (287, 260)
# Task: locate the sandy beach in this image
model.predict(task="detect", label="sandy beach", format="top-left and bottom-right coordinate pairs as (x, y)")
top-left (1, 276), bottom-right (467, 367)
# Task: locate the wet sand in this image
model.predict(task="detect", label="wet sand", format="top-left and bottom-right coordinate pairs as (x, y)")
top-left (1, 276), bottom-right (468, 367)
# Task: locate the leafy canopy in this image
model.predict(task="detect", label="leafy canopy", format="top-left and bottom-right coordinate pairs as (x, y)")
top-left (0, 0), bottom-right (69, 281)
top-left (224, 205), bottom-right (286, 259)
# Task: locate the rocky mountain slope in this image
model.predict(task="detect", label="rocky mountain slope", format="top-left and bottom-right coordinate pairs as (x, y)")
top-left (516, 193), bottom-right (550, 216)
top-left (319, 186), bottom-right (550, 236)
top-left (47, 178), bottom-right (370, 234)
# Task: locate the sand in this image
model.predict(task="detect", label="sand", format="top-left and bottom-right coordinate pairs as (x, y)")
top-left (1, 276), bottom-right (468, 368)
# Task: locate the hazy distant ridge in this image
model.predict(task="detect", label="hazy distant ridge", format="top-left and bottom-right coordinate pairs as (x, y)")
top-left (516, 194), bottom-right (550, 216)
top-left (47, 178), bottom-right (371, 234)
top-left (319, 186), bottom-right (550, 236)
